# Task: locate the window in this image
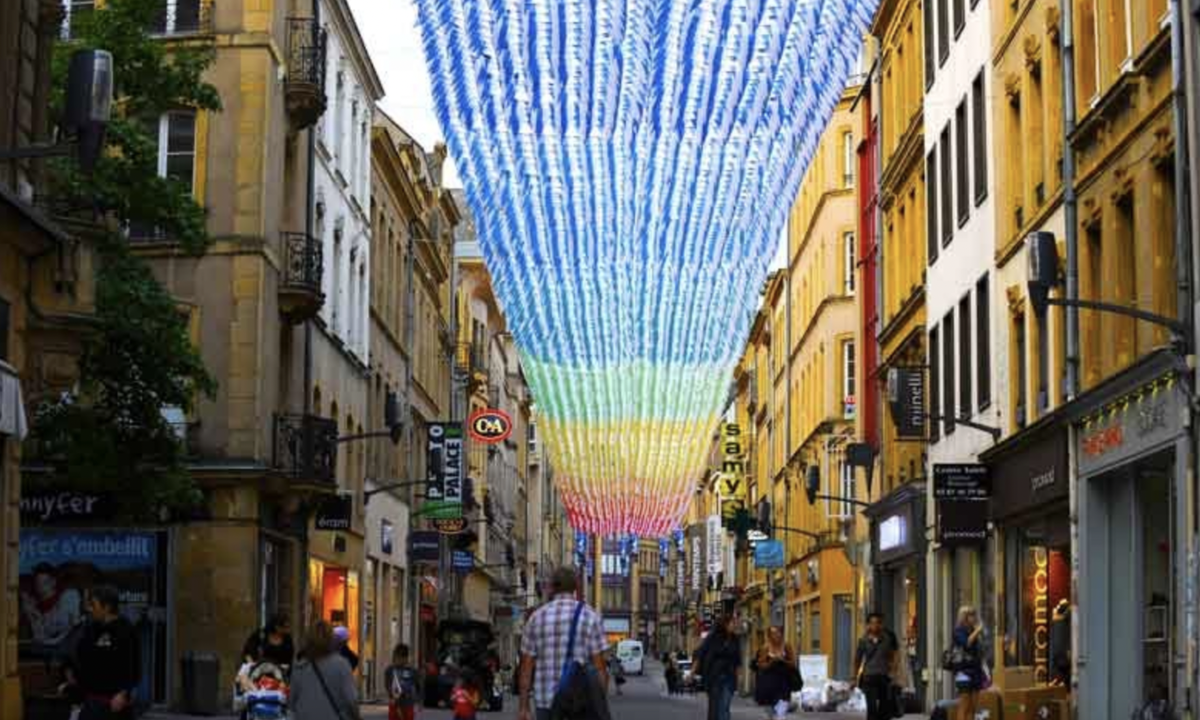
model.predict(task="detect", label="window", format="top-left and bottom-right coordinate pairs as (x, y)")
top-left (838, 460), bottom-right (856, 518)
top-left (924, 0), bottom-right (936, 87)
top-left (1014, 313), bottom-right (1028, 429)
top-left (1036, 311), bottom-right (1049, 414)
top-left (843, 131), bottom-right (855, 188)
top-left (843, 232), bottom-right (856, 295)
top-left (150, 0), bottom-right (202, 35)
top-left (129, 112), bottom-right (197, 240)
top-left (943, 311), bottom-right (956, 434)
top-left (926, 149), bottom-right (939, 265)
top-left (956, 98), bottom-right (970, 226)
top-left (953, 0), bottom-right (965, 37)
top-left (959, 294), bottom-right (972, 417)
top-left (972, 71), bottom-right (988, 204)
top-left (930, 326), bottom-right (941, 441)
top-left (842, 340), bottom-right (856, 419)
top-left (976, 274), bottom-right (991, 410)
top-left (62, 0), bottom-right (95, 39)
top-left (0, 296), bottom-right (8, 361)
top-left (809, 606), bottom-right (822, 652)
top-left (937, 0), bottom-right (950, 65)
top-left (940, 124), bottom-right (953, 247)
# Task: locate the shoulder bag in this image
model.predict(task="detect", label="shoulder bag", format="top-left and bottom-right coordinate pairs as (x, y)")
top-left (311, 658), bottom-right (351, 720)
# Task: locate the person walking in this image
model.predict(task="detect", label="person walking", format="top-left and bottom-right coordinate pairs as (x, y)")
top-left (754, 626), bottom-right (800, 720)
top-left (66, 585), bottom-right (140, 720)
top-left (664, 656), bottom-right (680, 695)
top-left (694, 614), bottom-right (741, 720)
top-left (517, 567), bottom-right (610, 720)
top-left (950, 606), bottom-right (985, 720)
top-left (333, 625), bottom-right (360, 672)
top-left (385, 643), bottom-right (420, 720)
top-left (855, 612), bottom-right (898, 720)
top-left (289, 621), bottom-right (361, 720)
top-left (242, 611), bottom-right (294, 670)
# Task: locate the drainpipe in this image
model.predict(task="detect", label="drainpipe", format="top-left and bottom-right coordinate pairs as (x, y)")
top-left (1170, 1), bottom-right (1198, 715)
top-left (1059, 3), bottom-right (1081, 718)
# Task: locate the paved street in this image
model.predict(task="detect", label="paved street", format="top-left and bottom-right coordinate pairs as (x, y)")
top-left (146, 661), bottom-right (923, 720)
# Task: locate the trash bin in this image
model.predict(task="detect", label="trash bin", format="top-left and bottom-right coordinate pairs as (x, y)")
top-left (181, 651), bottom-right (221, 715)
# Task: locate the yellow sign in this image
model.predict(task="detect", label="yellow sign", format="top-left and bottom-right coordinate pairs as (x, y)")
top-left (719, 422), bottom-right (746, 520)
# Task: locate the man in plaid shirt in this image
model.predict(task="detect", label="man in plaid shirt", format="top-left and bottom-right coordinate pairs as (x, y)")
top-left (518, 568), bottom-right (609, 720)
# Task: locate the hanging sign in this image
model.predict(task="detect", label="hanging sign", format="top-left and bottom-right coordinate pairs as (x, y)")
top-left (315, 494), bottom-right (352, 531)
top-left (706, 515), bottom-right (724, 578)
top-left (432, 517), bottom-right (469, 535)
top-left (452, 550), bottom-right (475, 573)
top-left (887, 367), bottom-right (926, 438)
top-left (933, 464), bottom-right (991, 500)
top-left (718, 423), bottom-right (747, 523)
top-left (425, 422), bottom-right (465, 519)
top-left (754, 540), bottom-right (785, 569)
top-left (467, 408), bottom-right (513, 444)
top-left (409, 531), bottom-right (441, 563)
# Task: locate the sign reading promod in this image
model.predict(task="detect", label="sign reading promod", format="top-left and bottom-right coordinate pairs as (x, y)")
top-left (425, 422), bottom-right (465, 519)
top-left (718, 422), bottom-right (746, 523)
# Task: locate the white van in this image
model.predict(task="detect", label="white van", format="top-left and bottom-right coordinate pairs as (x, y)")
top-left (616, 639), bottom-right (644, 675)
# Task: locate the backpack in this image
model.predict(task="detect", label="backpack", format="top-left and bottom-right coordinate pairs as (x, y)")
top-left (549, 604), bottom-right (611, 720)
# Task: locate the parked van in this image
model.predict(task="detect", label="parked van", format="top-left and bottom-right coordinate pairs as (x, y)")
top-left (616, 639), bottom-right (644, 675)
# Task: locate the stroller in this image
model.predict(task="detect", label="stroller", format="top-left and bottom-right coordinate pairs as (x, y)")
top-left (234, 661), bottom-right (289, 720)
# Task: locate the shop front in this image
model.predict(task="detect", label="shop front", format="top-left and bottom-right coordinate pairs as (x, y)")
top-left (363, 489), bottom-right (409, 700)
top-left (307, 500), bottom-right (365, 662)
top-left (980, 421), bottom-right (1071, 716)
top-left (865, 482), bottom-right (926, 708)
top-left (1073, 354), bottom-right (1190, 720)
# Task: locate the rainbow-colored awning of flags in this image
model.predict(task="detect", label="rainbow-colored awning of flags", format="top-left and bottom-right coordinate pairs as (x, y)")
top-left (416, 0), bottom-right (877, 537)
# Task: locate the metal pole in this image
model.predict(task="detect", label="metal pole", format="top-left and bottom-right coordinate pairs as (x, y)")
top-left (438, 235), bottom-right (459, 620)
top-left (1061, 0), bottom-right (1079, 401)
top-left (404, 223), bottom-right (422, 665)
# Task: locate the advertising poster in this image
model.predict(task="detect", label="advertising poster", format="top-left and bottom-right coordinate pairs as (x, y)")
top-left (18, 529), bottom-right (164, 703)
top-left (425, 422), bottom-right (465, 519)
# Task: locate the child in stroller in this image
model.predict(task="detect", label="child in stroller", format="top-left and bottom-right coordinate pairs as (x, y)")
top-left (234, 661), bottom-right (289, 720)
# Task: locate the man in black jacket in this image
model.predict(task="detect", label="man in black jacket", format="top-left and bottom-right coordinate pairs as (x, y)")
top-left (69, 585), bottom-right (140, 720)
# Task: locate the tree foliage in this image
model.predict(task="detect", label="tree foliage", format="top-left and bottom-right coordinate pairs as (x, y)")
top-left (31, 0), bottom-right (222, 519)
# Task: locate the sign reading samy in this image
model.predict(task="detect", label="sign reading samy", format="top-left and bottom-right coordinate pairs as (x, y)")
top-left (718, 422), bottom-right (746, 522)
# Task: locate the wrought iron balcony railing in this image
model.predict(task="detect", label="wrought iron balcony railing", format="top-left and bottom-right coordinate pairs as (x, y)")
top-left (273, 413), bottom-right (337, 484)
top-left (285, 16), bottom-right (327, 128)
top-left (279, 231), bottom-right (324, 321)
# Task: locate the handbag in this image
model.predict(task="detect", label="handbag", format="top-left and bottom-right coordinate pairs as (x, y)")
top-left (311, 657), bottom-right (351, 720)
top-left (941, 645), bottom-right (969, 672)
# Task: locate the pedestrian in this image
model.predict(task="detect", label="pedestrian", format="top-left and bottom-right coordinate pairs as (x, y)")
top-left (516, 567), bottom-right (610, 720)
top-left (65, 585), bottom-right (140, 720)
top-left (242, 611), bottom-right (295, 669)
top-left (694, 613), bottom-right (741, 720)
top-left (754, 627), bottom-right (800, 720)
top-left (664, 656), bottom-right (679, 695)
top-left (855, 612), bottom-right (899, 720)
top-left (385, 643), bottom-right (420, 720)
top-left (452, 670), bottom-right (482, 720)
top-left (333, 625), bottom-right (360, 672)
top-left (610, 653), bottom-right (626, 695)
top-left (950, 606), bottom-right (985, 720)
top-left (289, 621), bottom-right (361, 720)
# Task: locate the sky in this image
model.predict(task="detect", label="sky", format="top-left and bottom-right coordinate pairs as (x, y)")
top-left (346, 0), bottom-right (786, 269)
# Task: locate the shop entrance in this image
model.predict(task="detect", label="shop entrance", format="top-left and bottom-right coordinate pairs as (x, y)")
top-left (308, 559), bottom-right (360, 654)
top-left (1083, 450), bottom-right (1174, 719)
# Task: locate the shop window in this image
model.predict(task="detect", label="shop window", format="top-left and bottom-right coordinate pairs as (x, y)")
top-left (975, 274), bottom-right (991, 410)
top-left (972, 71), bottom-right (988, 204)
top-left (1003, 524), bottom-right (1071, 685)
top-left (1140, 471), bottom-right (1171, 706)
top-left (926, 149), bottom-right (939, 265)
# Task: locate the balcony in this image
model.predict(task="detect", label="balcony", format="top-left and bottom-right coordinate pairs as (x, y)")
top-left (285, 17), bottom-right (327, 130)
top-left (272, 413), bottom-right (337, 486)
top-left (279, 231), bottom-right (324, 322)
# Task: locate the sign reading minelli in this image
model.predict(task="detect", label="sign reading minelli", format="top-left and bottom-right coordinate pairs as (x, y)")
top-left (887, 367), bottom-right (926, 438)
top-left (1077, 375), bottom-right (1185, 477)
top-left (718, 422), bottom-right (746, 522)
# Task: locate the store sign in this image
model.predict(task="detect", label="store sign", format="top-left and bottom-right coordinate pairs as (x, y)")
top-left (690, 531), bottom-right (704, 593)
top-left (1029, 546), bottom-right (1051, 684)
top-left (887, 367), bottom-right (926, 438)
top-left (20, 490), bottom-right (114, 524)
top-left (432, 517), bottom-right (469, 535)
top-left (878, 514), bottom-right (907, 552)
top-left (706, 515), bottom-right (724, 577)
top-left (718, 423), bottom-right (747, 522)
top-left (467, 408), bottom-right (512, 444)
top-left (452, 550), bottom-right (475, 573)
top-left (409, 531), bottom-right (441, 563)
top-left (315, 494), bottom-right (352, 531)
top-left (988, 429), bottom-right (1068, 521)
top-left (754, 540), bottom-right (784, 569)
top-left (933, 464), bottom-right (990, 500)
top-left (1077, 375), bottom-right (1184, 477)
top-left (425, 422), bottom-right (465, 519)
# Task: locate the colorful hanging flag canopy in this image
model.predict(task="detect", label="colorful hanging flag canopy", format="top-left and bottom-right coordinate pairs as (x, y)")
top-left (416, 0), bottom-right (876, 537)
